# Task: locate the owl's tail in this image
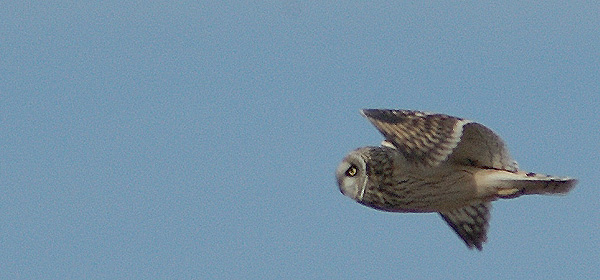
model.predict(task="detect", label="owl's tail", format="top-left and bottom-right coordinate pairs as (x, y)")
top-left (477, 170), bottom-right (577, 199)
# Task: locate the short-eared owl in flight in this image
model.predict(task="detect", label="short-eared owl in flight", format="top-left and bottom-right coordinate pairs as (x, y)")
top-left (336, 109), bottom-right (577, 250)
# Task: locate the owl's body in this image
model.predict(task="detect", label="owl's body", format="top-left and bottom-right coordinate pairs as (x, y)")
top-left (336, 109), bottom-right (577, 250)
top-left (339, 146), bottom-right (479, 213)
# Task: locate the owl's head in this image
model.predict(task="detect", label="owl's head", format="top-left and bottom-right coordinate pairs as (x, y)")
top-left (336, 148), bottom-right (370, 202)
top-left (337, 146), bottom-right (402, 204)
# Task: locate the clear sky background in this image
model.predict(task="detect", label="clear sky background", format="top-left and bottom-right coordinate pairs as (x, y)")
top-left (1, 2), bottom-right (599, 279)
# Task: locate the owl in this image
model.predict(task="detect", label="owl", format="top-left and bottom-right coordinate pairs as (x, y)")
top-left (336, 109), bottom-right (577, 250)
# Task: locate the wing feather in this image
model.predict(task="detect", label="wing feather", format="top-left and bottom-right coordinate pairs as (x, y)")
top-left (361, 109), bottom-right (470, 166)
top-left (361, 109), bottom-right (518, 171)
top-left (439, 202), bottom-right (491, 250)
top-left (449, 122), bottom-right (518, 171)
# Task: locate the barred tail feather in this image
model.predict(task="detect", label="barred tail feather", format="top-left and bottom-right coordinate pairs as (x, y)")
top-left (509, 174), bottom-right (576, 196)
top-left (477, 170), bottom-right (577, 198)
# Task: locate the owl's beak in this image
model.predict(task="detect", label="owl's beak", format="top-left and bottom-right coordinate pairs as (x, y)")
top-left (356, 182), bottom-right (366, 202)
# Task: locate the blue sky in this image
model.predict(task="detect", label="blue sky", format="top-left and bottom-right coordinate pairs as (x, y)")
top-left (1, 2), bottom-right (599, 279)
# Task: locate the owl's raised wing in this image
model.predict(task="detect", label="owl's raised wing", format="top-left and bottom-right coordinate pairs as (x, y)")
top-left (361, 109), bottom-right (469, 167)
top-left (361, 109), bottom-right (518, 171)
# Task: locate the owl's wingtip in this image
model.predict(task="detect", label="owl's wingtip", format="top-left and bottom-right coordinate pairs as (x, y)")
top-left (359, 109), bottom-right (380, 118)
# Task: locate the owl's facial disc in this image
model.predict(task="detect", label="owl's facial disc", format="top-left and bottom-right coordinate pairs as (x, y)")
top-left (336, 151), bottom-right (368, 202)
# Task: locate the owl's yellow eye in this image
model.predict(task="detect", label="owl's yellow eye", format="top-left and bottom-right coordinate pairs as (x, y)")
top-left (345, 165), bottom-right (358, 177)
